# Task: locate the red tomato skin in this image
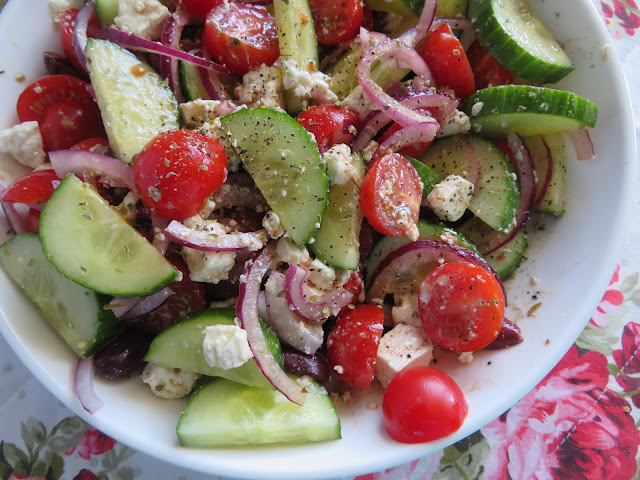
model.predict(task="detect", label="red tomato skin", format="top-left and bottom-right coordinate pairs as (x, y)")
top-left (419, 262), bottom-right (504, 352)
top-left (296, 105), bottom-right (361, 153)
top-left (40, 100), bottom-right (106, 152)
top-left (17, 75), bottom-right (94, 124)
top-left (25, 208), bottom-right (42, 233)
top-left (178, 0), bottom-right (222, 18)
top-left (382, 366), bottom-right (468, 443)
top-left (2, 170), bottom-right (61, 206)
top-left (70, 137), bottom-right (111, 155)
top-left (59, 9), bottom-right (101, 73)
top-left (337, 270), bottom-right (364, 317)
top-left (133, 129), bottom-right (228, 221)
top-left (466, 40), bottom-right (515, 89)
top-left (204, 3), bottom-right (279, 75)
top-left (308, 0), bottom-right (364, 46)
top-left (421, 23), bottom-right (475, 99)
top-left (327, 304), bottom-right (384, 389)
top-left (359, 153), bottom-right (422, 237)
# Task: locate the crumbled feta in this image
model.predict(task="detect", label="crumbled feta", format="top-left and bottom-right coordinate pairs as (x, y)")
top-left (375, 324), bottom-right (433, 388)
top-left (458, 352), bottom-right (474, 364)
top-left (235, 64), bottom-right (286, 110)
top-left (436, 109), bottom-right (471, 137)
top-left (0, 121), bottom-right (46, 169)
top-left (361, 140), bottom-right (379, 163)
top-left (427, 175), bottom-right (474, 222)
top-left (323, 144), bottom-right (362, 186)
top-left (202, 324), bottom-right (253, 369)
top-left (281, 59), bottom-right (338, 110)
top-left (341, 85), bottom-right (377, 119)
top-left (198, 196), bottom-right (217, 219)
top-left (276, 237), bottom-right (312, 266)
top-left (142, 363), bottom-right (200, 399)
top-left (114, 0), bottom-right (170, 41)
top-left (262, 211), bottom-right (286, 239)
top-left (182, 247), bottom-right (236, 284)
top-left (47, 0), bottom-right (84, 24)
top-left (471, 101), bottom-right (484, 117)
top-left (391, 295), bottom-right (422, 328)
top-left (307, 258), bottom-right (337, 290)
top-left (180, 99), bottom-right (222, 129)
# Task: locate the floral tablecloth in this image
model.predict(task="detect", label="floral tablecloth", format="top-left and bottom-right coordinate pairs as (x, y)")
top-left (1, 1), bottom-right (639, 480)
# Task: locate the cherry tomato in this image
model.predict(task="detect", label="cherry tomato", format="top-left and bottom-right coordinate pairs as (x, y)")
top-left (133, 129), bottom-right (228, 221)
top-left (70, 137), bottom-right (111, 155)
top-left (296, 105), bottom-right (360, 153)
top-left (204, 2), bottom-right (279, 75)
top-left (337, 270), bottom-right (364, 316)
top-left (359, 153), bottom-right (422, 238)
top-left (308, 0), bottom-right (363, 46)
top-left (2, 170), bottom-right (61, 206)
top-left (418, 262), bottom-right (504, 352)
top-left (421, 23), bottom-right (475, 99)
top-left (59, 9), bottom-right (101, 73)
top-left (382, 366), bottom-right (468, 443)
top-left (177, 0), bottom-right (222, 18)
top-left (39, 99), bottom-right (106, 152)
top-left (377, 107), bottom-right (440, 158)
top-left (327, 304), bottom-right (383, 389)
top-left (466, 40), bottom-right (515, 90)
top-left (17, 74), bottom-right (94, 124)
top-left (25, 208), bottom-right (42, 233)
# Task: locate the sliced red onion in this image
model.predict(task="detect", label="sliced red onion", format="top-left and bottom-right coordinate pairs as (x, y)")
top-left (73, 1), bottom-right (96, 73)
top-left (48, 150), bottom-right (135, 191)
top-left (160, 8), bottom-right (191, 103)
top-left (282, 348), bottom-right (331, 383)
top-left (566, 129), bottom-right (595, 160)
top-left (430, 17), bottom-right (474, 32)
top-left (164, 220), bottom-right (267, 251)
top-left (1, 200), bottom-right (29, 234)
top-left (74, 357), bottom-right (104, 415)
top-left (237, 244), bottom-right (307, 405)
top-left (284, 265), bottom-right (356, 323)
top-left (121, 287), bottom-right (174, 319)
top-left (198, 44), bottom-right (234, 101)
top-left (397, 0), bottom-right (436, 47)
top-left (528, 136), bottom-right (553, 210)
top-left (374, 121), bottom-right (439, 159)
top-left (263, 272), bottom-right (324, 355)
top-left (101, 27), bottom-right (236, 77)
top-left (366, 239), bottom-right (506, 303)
top-left (104, 296), bottom-right (140, 318)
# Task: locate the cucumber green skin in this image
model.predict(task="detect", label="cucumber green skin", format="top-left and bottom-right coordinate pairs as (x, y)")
top-left (486, 228), bottom-right (527, 280)
top-left (407, 156), bottom-right (440, 198)
top-left (471, 0), bottom-right (574, 84)
top-left (94, 0), bottom-right (118, 26)
top-left (310, 154), bottom-right (364, 270)
top-left (464, 86), bottom-right (599, 137)
top-left (0, 233), bottom-right (121, 358)
top-left (537, 133), bottom-right (570, 217)
top-left (365, 0), bottom-right (468, 17)
top-left (365, 221), bottom-right (480, 285)
top-left (177, 376), bottom-right (341, 447)
top-left (418, 135), bottom-right (519, 233)
top-left (178, 61), bottom-right (210, 102)
top-left (219, 108), bottom-right (329, 246)
top-left (144, 308), bottom-right (282, 389)
top-left (40, 175), bottom-right (179, 297)
top-left (85, 39), bottom-right (179, 164)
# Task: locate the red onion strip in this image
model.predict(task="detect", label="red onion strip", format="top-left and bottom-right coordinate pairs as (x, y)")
top-left (160, 8), bottom-right (191, 103)
top-left (74, 357), bottom-right (104, 414)
top-left (566, 129), bottom-right (595, 160)
top-left (105, 297), bottom-right (140, 318)
top-left (237, 244), bottom-right (307, 405)
top-left (1, 200), bottom-right (29, 235)
top-left (73, 1), bottom-right (96, 73)
top-left (397, 0), bottom-right (436, 47)
top-left (164, 220), bottom-right (267, 251)
top-left (121, 287), bottom-right (174, 319)
top-left (48, 150), bottom-right (136, 191)
top-left (198, 44), bottom-right (234, 101)
top-left (374, 121), bottom-right (440, 159)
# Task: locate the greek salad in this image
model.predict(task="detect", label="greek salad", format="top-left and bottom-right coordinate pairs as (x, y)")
top-left (0, 0), bottom-right (598, 447)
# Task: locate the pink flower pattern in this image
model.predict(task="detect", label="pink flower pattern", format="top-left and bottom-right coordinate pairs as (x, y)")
top-left (65, 428), bottom-right (117, 460)
top-left (590, 265), bottom-right (624, 327)
top-left (601, 0), bottom-right (640, 36)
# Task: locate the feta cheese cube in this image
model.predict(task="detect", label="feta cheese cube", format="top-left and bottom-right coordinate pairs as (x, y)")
top-left (276, 237), bottom-right (312, 266)
top-left (47, 0), bottom-right (85, 24)
top-left (281, 59), bottom-right (338, 110)
top-left (375, 324), bottom-right (433, 388)
top-left (142, 363), bottom-right (201, 398)
top-left (427, 175), bottom-right (474, 222)
top-left (180, 99), bottom-right (222, 129)
top-left (323, 144), bottom-right (362, 186)
top-left (114, 0), bottom-right (170, 41)
top-left (202, 324), bottom-right (253, 370)
top-left (262, 211), bottom-right (286, 239)
top-left (0, 121), bottom-right (46, 169)
top-left (341, 85), bottom-right (377, 119)
top-left (307, 259), bottom-right (336, 290)
top-left (436, 109), bottom-right (471, 138)
top-left (235, 64), bottom-right (286, 110)
top-left (391, 294), bottom-right (422, 328)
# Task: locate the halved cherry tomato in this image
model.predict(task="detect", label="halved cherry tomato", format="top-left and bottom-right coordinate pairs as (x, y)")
top-left (308, 0), bottom-right (363, 46)
top-left (16, 74), bottom-right (94, 124)
top-left (327, 304), bottom-right (383, 389)
top-left (466, 40), bottom-right (515, 90)
top-left (377, 106), bottom-right (440, 158)
top-left (177, 0), bottom-right (222, 18)
top-left (40, 100), bottom-right (106, 152)
top-left (418, 262), bottom-right (504, 352)
top-left (296, 105), bottom-right (360, 153)
top-left (133, 129), bottom-right (228, 221)
top-left (382, 366), bottom-right (468, 443)
top-left (359, 153), bottom-right (422, 238)
top-left (421, 23), bottom-right (475, 99)
top-left (59, 8), bottom-right (101, 73)
top-left (2, 170), bottom-right (61, 206)
top-left (25, 208), bottom-right (42, 234)
top-left (337, 270), bottom-right (364, 316)
top-left (204, 3), bottom-right (279, 75)
top-left (70, 137), bottom-right (111, 155)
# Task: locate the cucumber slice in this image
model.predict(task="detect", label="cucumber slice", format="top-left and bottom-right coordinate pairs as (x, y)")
top-left (365, 0), bottom-right (467, 18)
top-left (144, 308), bottom-right (282, 388)
top-left (40, 175), bottom-right (179, 297)
top-left (471, 0), bottom-right (574, 84)
top-left (179, 60), bottom-right (210, 102)
top-left (219, 108), bottom-right (328, 246)
top-left (536, 133), bottom-right (572, 217)
top-left (365, 221), bottom-right (480, 285)
top-left (177, 376), bottom-right (341, 447)
top-left (0, 233), bottom-right (120, 357)
top-left (326, 45), bottom-right (363, 101)
top-left (418, 135), bottom-right (519, 233)
top-left (464, 86), bottom-right (599, 137)
top-left (310, 153), bottom-right (364, 270)
top-left (94, 0), bottom-right (118, 26)
top-left (485, 228), bottom-right (527, 280)
top-left (85, 39), bottom-right (179, 164)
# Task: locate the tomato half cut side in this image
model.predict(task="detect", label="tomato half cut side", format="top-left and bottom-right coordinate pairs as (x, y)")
top-left (2, 169), bottom-right (62, 207)
top-left (17, 75), bottom-right (94, 124)
top-left (59, 8), bottom-right (101, 73)
top-left (296, 105), bottom-right (360, 153)
top-left (308, 0), bottom-right (364, 46)
top-left (359, 153), bottom-right (423, 238)
top-left (418, 262), bottom-right (504, 352)
top-left (40, 99), bottom-right (107, 152)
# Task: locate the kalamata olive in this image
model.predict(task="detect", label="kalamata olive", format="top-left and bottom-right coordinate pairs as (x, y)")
top-left (484, 318), bottom-right (524, 350)
top-left (93, 330), bottom-right (154, 379)
top-left (282, 348), bottom-right (332, 383)
top-left (43, 51), bottom-right (85, 79)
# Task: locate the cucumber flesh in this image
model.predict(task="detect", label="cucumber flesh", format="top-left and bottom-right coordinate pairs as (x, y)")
top-left (177, 376), bottom-right (341, 447)
top-left (94, 0), bottom-right (118, 26)
top-left (85, 39), bottom-right (179, 164)
top-left (179, 60), bottom-right (210, 102)
top-left (219, 108), bottom-right (329, 246)
top-left (471, 0), bottom-right (574, 84)
top-left (40, 175), bottom-right (179, 297)
top-left (144, 308), bottom-right (282, 388)
top-left (407, 156), bottom-right (440, 199)
top-left (485, 228), bottom-right (527, 280)
top-left (326, 45), bottom-right (363, 101)
top-left (0, 233), bottom-right (121, 358)
top-left (536, 133), bottom-right (572, 217)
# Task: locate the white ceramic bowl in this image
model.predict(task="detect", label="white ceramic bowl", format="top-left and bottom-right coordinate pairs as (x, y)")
top-left (0, 1), bottom-right (635, 479)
